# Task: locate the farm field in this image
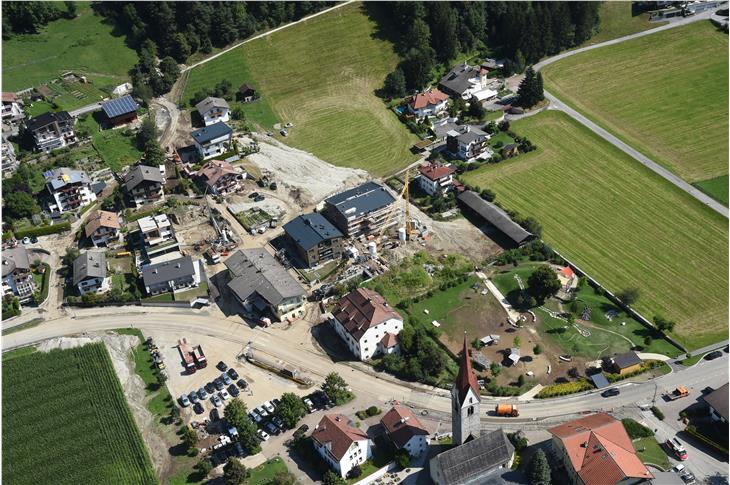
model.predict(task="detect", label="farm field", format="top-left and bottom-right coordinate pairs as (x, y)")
top-left (585, 2), bottom-right (666, 45)
top-left (542, 21), bottom-right (728, 194)
top-left (463, 111), bottom-right (728, 350)
top-left (2, 2), bottom-right (137, 92)
top-left (2, 343), bottom-right (157, 485)
top-left (695, 175), bottom-right (729, 207)
top-left (183, 2), bottom-right (419, 177)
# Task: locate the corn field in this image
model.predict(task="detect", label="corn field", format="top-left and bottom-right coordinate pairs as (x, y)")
top-left (2, 343), bottom-right (157, 485)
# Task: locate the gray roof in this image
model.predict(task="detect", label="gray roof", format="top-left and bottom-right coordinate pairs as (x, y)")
top-left (26, 111), bottom-right (72, 132)
top-left (701, 382), bottom-right (729, 422)
top-left (613, 351), bottom-right (642, 369)
top-left (225, 248), bottom-right (305, 307)
top-left (432, 429), bottom-right (514, 485)
top-left (124, 165), bottom-right (164, 191)
top-left (195, 96), bottom-right (230, 114)
top-left (457, 191), bottom-right (534, 245)
top-left (142, 255), bottom-right (195, 287)
top-left (590, 372), bottom-right (610, 389)
top-left (2, 247), bottom-right (30, 277)
top-left (439, 63), bottom-right (479, 95)
top-left (192, 121), bottom-right (233, 145)
top-left (73, 251), bottom-right (106, 285)
top-left (325, 181), bottom-right (395, 220)
top-left (44, 167), bottom-right (91, 191)
top-left (102, 95), bottom-right (139, 119)
top-left (650, 472), bottom-right (687, 485)
top-left (455, 127), bottom-right (487, 144)
top-left (283, 213), bottom-right (343, 251)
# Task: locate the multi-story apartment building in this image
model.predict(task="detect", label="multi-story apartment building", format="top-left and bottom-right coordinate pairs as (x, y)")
top-left (25, 111), bottom-right (77, 152)
top-left (44, 167), bottom-right (96, 215)
top-left (283, 213), bottom-right (344, 268)
top-left (84, 210), bottom-right (121, 247)
top-left (72, 251), bottom-right (110, 295)
top-left (195, 159), bottom-right (243, 195)
top-left (1, 92), bottom-right (25, 125)
top-left (322, 182), bottom-right (396, 238)
top-left (141, 255), bottom-right (199, 296)
top-left (137, 214), bottom-right (174, 247)
top-left (196, 97), bottom-right (230, 126)
top-left (2, 247), bottom-right (35, 303)
top-left (191, 122), bottom-right (233, 160)
top-left (312, 414), bottom-right (372, 478)
top-left (123, 165), bottom-right (165, 207)
top-left (417, 162), bottom-right (456, 196)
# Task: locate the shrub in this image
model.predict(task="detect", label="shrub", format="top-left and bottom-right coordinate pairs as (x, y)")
top-left (533, 344), bottom-right (542, 355)
top-left (651, 406), bottom-right (665, 421)
top-left (622, 418), bottom-right (654, 439)
top-left (395, 448), bottom-right (411, 469)
top-left (366, 406), bottom-right (381, 417)
top-left (536, 379), bottom-right (592, 398)
top-left (14, 222), bottom-right (71, 239)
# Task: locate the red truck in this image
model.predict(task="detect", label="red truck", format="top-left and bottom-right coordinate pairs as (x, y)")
top-left (191, 345), bottom-right (207, 369)
top-left (177, 338), bottom-right (196, 373)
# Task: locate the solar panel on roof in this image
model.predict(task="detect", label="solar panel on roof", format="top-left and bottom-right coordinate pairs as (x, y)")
top-left (102, 95), bottom-right (139, 118)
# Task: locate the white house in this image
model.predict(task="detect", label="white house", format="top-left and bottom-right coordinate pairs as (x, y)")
top-left (380, 406), bottom-right (429, 457)
top-left (26, 111), bottom-right (77, 152)
top-left (73, 251), bottom-right (110, 295)
top-left (141, 255), bottom-right (199, 296)
top-left (196, 97), bottom-right (230, 126)
top-left (439, 63), bottom-right (493, 100)
top-left (446, 125), bottom-right (492, 161)
top-left (112, 82), bottom-right (133, 97)
top-left (330, 287), bottom-right (403, 361)
top-left (85, 210), bottom-right (121, 247)
top-left (417, 161), bottom-right (456, 196)
top-left (44, 167), bottom-right (97, 215)
top-left (2, 92), bottom-right (25, 124)
top-left (2, 247), bottom-right (35, 303)
top-left (2, 135), bottom-right (18, 174)
top-left (191, 122), bottom-right (233, 160)
top-left (137, 214), bottom-right (174, 247)
top-left (407, 88), bottom-right (449, 120)
top-left (312, 414), bottom-right (372, 478)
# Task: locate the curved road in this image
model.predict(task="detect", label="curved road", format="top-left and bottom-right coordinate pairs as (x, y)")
top-left (532, 9), bottom-right (729, 218)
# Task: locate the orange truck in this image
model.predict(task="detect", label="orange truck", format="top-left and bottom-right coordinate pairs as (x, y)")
top-left (664, 386), bottom-right (689, 401)
top-left (495, 404), bottom-right (519, 417)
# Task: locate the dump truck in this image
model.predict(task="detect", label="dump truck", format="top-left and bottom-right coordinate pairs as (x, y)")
top-left (495, 404), bottom-right (519, 417)
top-left (177, 338), bottom-right (196, 373)
top-left (191, 345), bottom-right (207, 369)
top-left (664, 386), bottom-right (689, 401)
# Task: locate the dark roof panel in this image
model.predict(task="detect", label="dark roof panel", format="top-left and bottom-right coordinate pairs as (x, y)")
top-left (142, 255), bottom-right (195, 287)
top-left (701, 383), bottom-right (729, 421)
top-left (432, 429), bottom-right (514, 485)
top-left (26, 111), bottom-right (72, 132)
top-left (457, 191), bottom-right (534, 245)
top-left (613, 351), bottom-right (642, 369)
top-left (283, 213), bottom-right (343, 251)
top-left (102, 95), bottom-right (139, 119)
top-left (325, 181), bottom-right (395, 219)
top-left (191, 122), bottom-right (232, 145)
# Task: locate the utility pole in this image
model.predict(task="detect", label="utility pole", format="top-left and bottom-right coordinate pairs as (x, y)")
top-left (652, 381), bottom-right (658, 405)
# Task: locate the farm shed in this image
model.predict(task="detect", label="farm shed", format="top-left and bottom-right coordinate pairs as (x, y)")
top-left (612, 351), bottom-right (642, 375)
top-left (457, 190), bottom-right (535, 247)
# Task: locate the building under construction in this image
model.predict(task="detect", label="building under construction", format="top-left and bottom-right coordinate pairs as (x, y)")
top-left (322, 181), bottom-right (397, 238)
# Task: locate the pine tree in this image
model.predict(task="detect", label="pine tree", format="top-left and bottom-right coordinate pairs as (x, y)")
top-left (517, 66), bottom-right (544, 108)
top-left (528, 449), bottom-right (552, 485)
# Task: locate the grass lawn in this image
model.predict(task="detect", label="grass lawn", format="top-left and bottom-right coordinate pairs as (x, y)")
top-left (2, 318), bottom-right (44, 336)
top-left (247, 457), bottom-right (289, 485)
top-left (694, 175), bottom-right (729, 207)
top-left (633, 436), bottom-right (670, 469)
top-left (465, 119), bottom-right (730, 353)
top-left (182, 3), bottom-right (419, 177)
top-left (77, 113), bottom-right (142, 171)
top-left (2, 342), bottom-right (157, 485)
top-left (2, 346), bottom-right (37, 362)
top-left (144, 292), bottom-right (174, 302)
top-left (174, 282), bottom-right (209, 302)
top-left (489, 131), bottom-right (515, 149)
top-left (586, 2), bottom-right (667, 45)
top-left (543, 21), bottom-right (728, 187)
top-left (483, 110), bottom-right (504, 122)
top-left (2, 2), bottom-right (137, 91)
top-left (25, 100), bottom-right (57, 117)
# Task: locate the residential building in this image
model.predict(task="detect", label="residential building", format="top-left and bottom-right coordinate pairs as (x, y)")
top-left (330, 287), bottom-right (403, 361)
top-left (380, 405), bottom-right (429, 457)
top-left (548, 413), bottom-right (654, 485)
top-left (446, 125), bottom-right (491, 161)
top-left (2, 247), bottom-right (35, 302)
top-left (1, 92), bottom-right (25, 124)
top-left (192, 122), bottom-right (233, 160)
top-left (322, 181), bottom-right (396, 237)
top-left (439, 63), bottom-right (493, 100)
top-left (195, 159), bottom-right (244, 195)
top-left (26, 111), bottom-right (77, 152)
top-left (112, 82), bottom-right (132, 97)
top-left (44, 167), bottom-right (96, 214)
top-left (196, 97), bottom-right (230, 126)
top-left (124, 165), bottom-right (165, 207)
top-left (312, 414), bottom-right (372, 478)
top-left (407, 88), bottom-right (449, 120)
top-left (432, 117), bottom-right (460, 142)
top-left (101, 95), bottom-right (139, 127)
top-left (283, 213), bottom-right (344, 268)
top-left (72, 251), bottom-right (110, 295)
top-left (612, 351), bottom-right (643, 375)
top-left (2, 135), bottom-right (18, 175)
top-left (430, 429), bottom-right (514, 485)
top-left (141, 255), bottom-right (199, 296)
top-left (417, 162), bottom-right (456, 196)
top-left (701, 383), bottom-right (728, 424)
top-left (137, 214), bottom-right (174, 247)
top-left (84, 210), bottom-right (121, 247)
top-left (457, 191), bottom-right (535, 247)
top-left (238, 84), bottom-right (257, 102)
top-left (224, 248), bottom-right (306, 320)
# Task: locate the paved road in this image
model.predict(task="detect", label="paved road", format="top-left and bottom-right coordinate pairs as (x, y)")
top-left (532, 9), bottom-right (729, 219)
top-left (68, 101), bottom-right (103, 117)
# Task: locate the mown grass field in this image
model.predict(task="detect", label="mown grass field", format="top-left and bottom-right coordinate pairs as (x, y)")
top-left (543, 21), bottom-right (728, 193)
top-left (695, 175), bottom-right (729, 206)
top-left (586, 2), bottom-right (666, 45)
top-left (183, 2), bottom-right (419, 177)
top-left (2, 2), bottom-right (137, 91)
top-left (463, 111), bottom-right (728, 350)
top-left (2, 343), bottom-right (157, 485)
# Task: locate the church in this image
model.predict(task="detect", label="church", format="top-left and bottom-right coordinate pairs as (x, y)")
top-left (429, 338), bottom-right (515, 485)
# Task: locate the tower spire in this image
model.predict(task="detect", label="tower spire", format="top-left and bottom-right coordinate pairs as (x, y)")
top-left (454, 334), bottom-right (479, 404)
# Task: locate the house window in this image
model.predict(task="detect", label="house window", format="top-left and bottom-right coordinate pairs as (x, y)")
top-left (468, 406), bottom-right (474, 416)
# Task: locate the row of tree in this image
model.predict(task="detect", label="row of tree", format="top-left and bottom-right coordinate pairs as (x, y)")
top-left (2, 1), bottom-right (77, 37)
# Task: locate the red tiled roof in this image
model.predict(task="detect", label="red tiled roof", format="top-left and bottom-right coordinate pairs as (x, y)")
top-left (559, 266), bottom-right (574, 278)
top-left (380, 332), bottom-right (398, 348)
top-left (332, 288), bottom-right (402, 340)
top-left (196, 159), bottom-right (238, 187)
top-left (85, 210), bottom-right (120, 237)
top-left (380, 405), bottom-right (429, 448)
top-left (311, 414), bottom-right (369, 461)
top-left (454, 337), bottom-right (480, 404)
top-left (419, 162), bottom-right (455, 181)
top-left (548, 413), bottom-right (653, 485)
top-left (2, 92), bottom-right (18, 103)
top-left (409, 88), bottom-right (449, 110)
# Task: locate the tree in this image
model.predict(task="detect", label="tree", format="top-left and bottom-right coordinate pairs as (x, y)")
top-left (617, 288), bottom-right (640, 306)
top-left (159, 56), bottom-right (180, 81)
top-left (527, 449), bottom-right (552, 485)
top-left (194, 459), bottom-right (213, 478)
top-left (517, 374), bottom-right (526, 387)
top-left (383, 68), bottom-right (406, 98)
top-left (467, 95), bottom-right (486, 120)
top-left (514, 49), bottom-right (526, 74)
top-left (64, 1), bottom-right (77, 18)
top-left (272, 471), bottom-right (300, 485)
top-left (276, 392), bottom-right (307, 429)
top-left (322, 372), bottom-right (350, 405)
top-left (527, 266), bottom-right (561, 304)
top-left (533, 344), bottom-right (543, 355)
top-left (517, 66), bottom-right (544, 108)
top-left (63, 247), bottom-right (80, 267)
top-left (224, 398), bottom-right (261, 454)
top-left (322, 470), bottom-right (347, 485)
top-left (514, 336), bottom-right (522, 347)
top-left (2, 295), bottom-right (21, 318)
top-left (644, 336), bottom-right (653, 346)
top-left (223, 459), bottom-right (250, 485)
top-left (144, 141), bottom-right (167, 167)
top-left (401, 47), bottom-right (435, 91)
top-left (182, 426), bottom-right (197, 449)
top-left (395, 448), bottom-right (411, 468)
top-left (490, 361), bottom-right (502, 377)
top-left (653, 315), bottom-right (676, 333)
top-left (3, 192), bottom-right (41, 220)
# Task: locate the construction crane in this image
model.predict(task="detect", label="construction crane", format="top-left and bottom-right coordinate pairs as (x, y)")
top-left (376, 168), bottom-right (414, 245)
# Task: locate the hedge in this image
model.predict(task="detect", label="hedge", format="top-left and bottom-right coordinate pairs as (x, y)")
top-left (536, 379), bottom-right (593, 398)
top-left (605, 361), bottom-right (663, 383)
top-left (651, 406), bottom-right (665, 421)
top-left (15, 222), bottom-right (71, 239)
top-left (622, 418), bottom-right (654, 439)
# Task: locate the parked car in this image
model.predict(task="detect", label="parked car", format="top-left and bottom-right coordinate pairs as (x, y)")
top-left (257, 429), bottom-right (270, 441)
top-left (263, 401), bottom-right (275, 414)
top-left (210, 408), bottom-right (220, 421)
top-left (705, 350), bottom-right (722, 360)
top-left (269, 182), bottom-right (277, 191)
top-left (236, 378), bottom-right (248, 390)
top-left (264, 422), bottom-right (279, 435)
top-left (189, 391), bottom-right (200, 404)
top-left (30, 236), bottom-right (38, 244)
top-left (198, 388), bottom-right (208, 400)
top-left (217, 361), bottom-right (228, 371)
top-left (214, 378), bottom-right (225, 391)
top-left (228, 384), bottom-right (240, 397)
top-left (601, 388), bottom-right (620, 398)
top-left (219, 389), bottom-right (230, 401)
top-left (221, 373), bottom-right (232, 385)
top-left (303, 398), bottom-right (315, 413)
top-left (681, 472), bottom-right (696, 484)
top-left (249, 410), bottom-right (263, 423)
top-left (272, 398), bottom-right (281, 408)
top-left (227, 368), bottom-right (239, 380)
top-left (193, 402), bottom-right (204, 415)
top-left (205, 382), bottom-right (216, 394)
top-left (666, 438), bottom-right (688, 460)
top-left (254, 195), bottom-right (265, 202)
top-left (294, 424), bottom-right (309, 438)
top-left (255, 406), bottom-right (269, 417)
top-left (672, 464), bottom-right (686, 473)
top-left (179, 394), bottom-right (191, 407)
top-left (272, 416), bottom-right (285, 429)
top-left (248, 192), bottom-right (259, 199)
top-left (211, 395), bottom-right (222, 407)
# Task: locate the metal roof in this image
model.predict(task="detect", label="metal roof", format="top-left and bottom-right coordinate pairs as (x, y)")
top-left (44, 167), bottom-right (91, 191)
top-left (590, 373), bottom-right (610, 389)
top-left (26, 111), bottom-right (72, 132)
top-left (73, 251), bottom-right (106, 285)
top-left (195, 96), bottom-right (229, 114)
top-left (2, 247), bottom-right (30, 277)
top-left (191, 122), bottom-right (232, 145)
top-left (325, 181), bottom-right (395, 219)
top-left (123, 165), bottom-right (164, 191)
top-left (612, 351), bottom-right (642, 370)
top-left (431, 429), bottom-right (514, 485)
top-left (701, 382), bottom-right (728, 422)
top-left (283, 213), bottom-right (343, 251)
top-left (457, 191), bottom-right (534, 245)
top-left (142, 255), bottom-right (195, 287)
top-left (225, 249), bottom-right (305, 307)
top-left (102, 95), bottom-right (139, 119)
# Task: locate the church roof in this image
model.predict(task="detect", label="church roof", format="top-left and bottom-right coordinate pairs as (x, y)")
top-left (454, 336), bottom-right (480, 404)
